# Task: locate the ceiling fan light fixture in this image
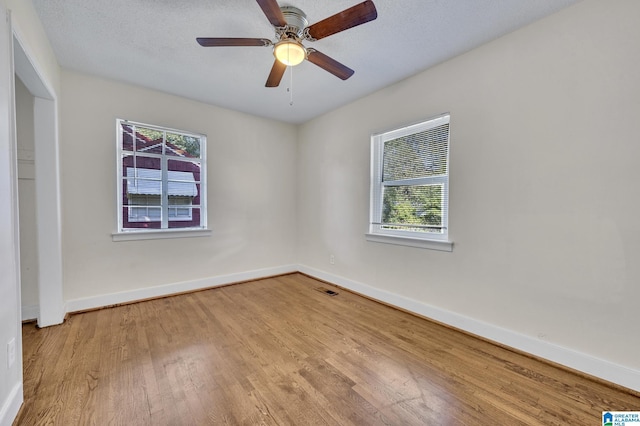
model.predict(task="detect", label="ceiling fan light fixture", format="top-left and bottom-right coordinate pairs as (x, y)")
top-left (274, 40), bottom-right (306, 66)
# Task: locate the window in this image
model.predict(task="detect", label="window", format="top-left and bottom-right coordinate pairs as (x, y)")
top-left (368, 113), bottom-right (452, 251)
top-left (116, 119), bottom-right (207, 237)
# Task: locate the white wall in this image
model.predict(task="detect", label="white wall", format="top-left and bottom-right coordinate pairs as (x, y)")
top-left (59, 71), bottom-right (298, 305)
top-left (298, 0), bottom-right (640, 389)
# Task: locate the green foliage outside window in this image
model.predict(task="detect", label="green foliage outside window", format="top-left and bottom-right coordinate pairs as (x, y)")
top-left (136, 127), bottom-right (201, 158)
top-left (382, 185), bottom-right (443, 231)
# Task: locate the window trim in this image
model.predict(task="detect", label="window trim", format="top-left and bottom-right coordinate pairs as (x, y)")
top-left (114, 119), bottom-right (209, 241)
top-left (365, 232), bottom-right (453, 252)
top-left (368, 113), bottom-right (453, 250)
top-left (112, 228), bottom-right (211, 242)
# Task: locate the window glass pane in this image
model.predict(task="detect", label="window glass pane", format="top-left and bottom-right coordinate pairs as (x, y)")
top-left (169, 207), bottom-right (191, 218)
top-left (129, 194), bottom-right (162, 206)
top-left (383, 124), bottom-right (449, 181)
top-left (135, 126), bottom-right (164, 154)
top-left (121, 207), bottom-right (162, 228)
top-left (166, 174), bottom-right (198, 197)
top-left (125, 171), bottom-right (163, 196)
top-left (126, 195), bottom-right (162, 223)
top-left (122, 155), bottom-right (161, 177)
top-left (123, 192), bottom-right (162, 207)
top-left (121, 123), bottom-right (134, 152)
top-left (130, 206), bottom-right (162, 221)
top-left (166, 132), bottom-right (201, 158)
top-left (121, 154), bottom-right (133, 177)
top-left (168, 196), bottom-right (193, 220)
top-left (168, 159), bottom-right (201, 179)
top-left (169, 207), bottom-right (200, 228)
top-left (382, 184), bottom-right (443, 233)
top-left (168, 159), bottom-right (200, 201)
top-left (168, 196), bottom-right (192, 205)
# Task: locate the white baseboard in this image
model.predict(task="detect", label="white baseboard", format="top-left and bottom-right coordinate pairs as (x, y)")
top-left (298, 264), bottom-right (640, 393)
top-left (21, 304), bottom-right (38, 322)
top-left (65, 264), bottom-right (298, 314)
top-left (0, 382), bottom-right (23, 426)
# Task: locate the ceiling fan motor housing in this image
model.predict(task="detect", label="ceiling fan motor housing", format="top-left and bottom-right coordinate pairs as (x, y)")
top-left (280, 6), bottom-right (308, 37)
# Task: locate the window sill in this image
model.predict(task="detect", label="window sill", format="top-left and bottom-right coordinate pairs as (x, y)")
top-left (365, 233), bottom-right (453, 252)
top-left (112, 228), bottom-right (212, 242)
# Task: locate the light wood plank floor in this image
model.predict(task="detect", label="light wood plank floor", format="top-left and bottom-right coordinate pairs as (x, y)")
top-left (16, 273), bottom-right (639, 425)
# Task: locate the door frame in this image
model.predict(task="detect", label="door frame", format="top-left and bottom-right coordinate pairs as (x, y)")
top-left (13, 28), bottom-right (64, 327)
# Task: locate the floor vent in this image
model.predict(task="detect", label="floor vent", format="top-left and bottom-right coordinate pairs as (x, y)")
top-left (315, 287), bottom-right (339, 296)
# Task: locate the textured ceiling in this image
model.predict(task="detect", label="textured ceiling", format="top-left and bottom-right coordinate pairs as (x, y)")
top-left (32, 0), bottom-right (581, 124)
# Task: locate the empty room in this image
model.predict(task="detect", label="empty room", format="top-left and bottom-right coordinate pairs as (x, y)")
top-left (1, 0), bottom-right (639, 424)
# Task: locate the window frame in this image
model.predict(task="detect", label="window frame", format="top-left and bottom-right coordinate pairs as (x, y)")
top-left (114, 119), bottom-right (210, 241)
top-left (367, 113), bottom-right (453, 251)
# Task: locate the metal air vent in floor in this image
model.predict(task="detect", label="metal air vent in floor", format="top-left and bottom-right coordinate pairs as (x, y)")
top-left (314, 287), bottom-right (339, 296)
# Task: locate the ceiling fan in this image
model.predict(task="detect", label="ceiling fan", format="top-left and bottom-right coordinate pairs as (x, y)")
top-left (196, 0), bottom-right (378, 87)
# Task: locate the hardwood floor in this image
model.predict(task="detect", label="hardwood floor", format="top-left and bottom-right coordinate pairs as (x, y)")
top-left (16, 273), bottom-right (639, 425)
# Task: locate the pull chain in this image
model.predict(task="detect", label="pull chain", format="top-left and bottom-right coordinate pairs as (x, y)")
top-left (288, 65), bottom-right (294, 106)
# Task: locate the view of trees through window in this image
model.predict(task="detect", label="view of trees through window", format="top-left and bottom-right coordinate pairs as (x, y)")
top-left (382, 184), bottom-right (443, 232)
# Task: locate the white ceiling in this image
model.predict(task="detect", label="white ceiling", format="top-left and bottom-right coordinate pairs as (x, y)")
top-left (32, 0), bottom-right (581, 124)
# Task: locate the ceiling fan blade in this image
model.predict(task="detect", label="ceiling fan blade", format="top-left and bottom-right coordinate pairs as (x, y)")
top-left (306, 1), bottom-right (377, 41)
top-left (266, 60), bottom-right (287, 87)
top-left (306, 49), bottom-right (354, 80)
top-left (197, 38), bottom-right (271, 47)
top-left (256, 0), bottom-right (287, 27)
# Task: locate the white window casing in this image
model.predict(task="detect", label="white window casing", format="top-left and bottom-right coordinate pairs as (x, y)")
top-left (114, 119), bottom-right (210, 240)
top-left (368, 113), bottom-right (453, 251)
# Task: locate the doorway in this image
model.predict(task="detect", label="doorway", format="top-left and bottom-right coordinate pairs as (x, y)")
top-left (13, 33), bottom-right (64, 327)
top-left (14, 75), bottom-right (38, 321)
